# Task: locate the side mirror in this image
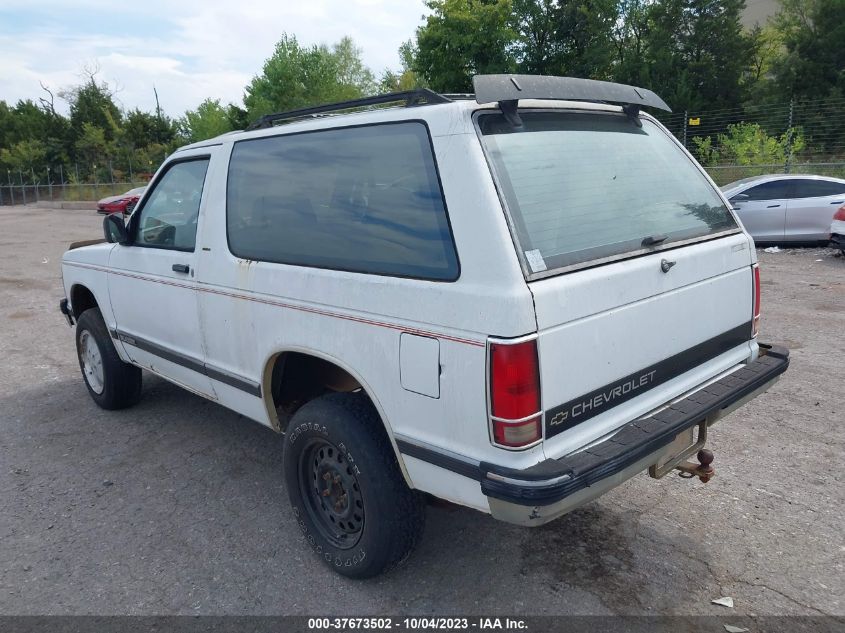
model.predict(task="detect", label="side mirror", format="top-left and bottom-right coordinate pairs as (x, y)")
top-left (103, 213), bottom-right (130, 244)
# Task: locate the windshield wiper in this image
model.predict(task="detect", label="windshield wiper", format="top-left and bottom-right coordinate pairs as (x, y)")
top-left (641, 234), bottom-right (668, 247)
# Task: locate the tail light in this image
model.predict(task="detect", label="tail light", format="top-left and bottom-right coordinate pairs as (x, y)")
top-left (833, 205), bottom-right (845, 221)
top-left (489, 338), bottom-right (542, 448)
top-left (752, 264), bottom-right (761, 338)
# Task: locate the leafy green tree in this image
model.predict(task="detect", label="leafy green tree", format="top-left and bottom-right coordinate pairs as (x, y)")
top-left (637, 0), bottom-right (754, 112)
top-left (379, 39), bottom-right (425, 92)
top-left (512, 0), bottom-right (558, 74)
top-left (0, 99), bottom-right (70, 172)
top-left (611, 0), bottom-right (652, 85)
top-left (413, 0), bottom-right (516, 93)
top-left (0, 139), bottom-right (47, 173)
top-left (75, 123), bottom-right (111, 174)
top-left (123, 109), bottom-right (175, 149)
top-left (774, 0), bottom-right (845, 100)
top-left (179, 99), bottom-right (234, 143)
top-left (62, 72), bottom-right (122, 143)
top-left (551, 0), bottom-right (619, 79)
top-left (226, 104), bottom-right (250, 130)
top-left (334, 37), bottom-right (377, 95)
top-left (243, 33), bottom-right (375, 120)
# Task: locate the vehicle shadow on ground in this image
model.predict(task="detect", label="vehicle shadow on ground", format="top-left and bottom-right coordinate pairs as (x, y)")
top-left (0, 374), bottom-right (710, 615)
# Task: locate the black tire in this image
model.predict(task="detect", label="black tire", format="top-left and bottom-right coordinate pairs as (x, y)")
top-left (283, 392), bottom-right (425, 578)
top-left (75, 308), bottom-right (142, 410)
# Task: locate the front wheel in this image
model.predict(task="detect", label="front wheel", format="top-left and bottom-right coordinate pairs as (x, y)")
top-left (75, 308), bottom-right (142, 410)
top-left (283, 393), bottom-right (425, 578)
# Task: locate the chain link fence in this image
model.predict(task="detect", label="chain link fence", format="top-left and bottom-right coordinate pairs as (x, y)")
top-left (663, 96), bottom-right (845, 185)
top-left (0, 157), bottom-right (161, 207)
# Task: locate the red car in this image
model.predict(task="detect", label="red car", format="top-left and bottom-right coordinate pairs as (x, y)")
top-left (96, 187), bottom-right (145, 215)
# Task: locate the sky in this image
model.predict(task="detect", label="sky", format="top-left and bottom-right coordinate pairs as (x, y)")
top-left (0, 0), bottom-right (429, 117)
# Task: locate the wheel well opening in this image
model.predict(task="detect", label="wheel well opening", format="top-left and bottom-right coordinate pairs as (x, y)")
top-left (269, 352), bottom-right (363, 429)
top-left (70, 285), bottom-right (98, 319)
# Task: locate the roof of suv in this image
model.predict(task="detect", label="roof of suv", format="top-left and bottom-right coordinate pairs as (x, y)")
top-left (176, 74), bottom-right (671, 153)
top-left (176, 98), bottom-right (635, 153)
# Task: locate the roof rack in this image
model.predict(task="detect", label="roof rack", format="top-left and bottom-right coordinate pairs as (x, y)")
top-left (246, 88), bottom-right (451, 131)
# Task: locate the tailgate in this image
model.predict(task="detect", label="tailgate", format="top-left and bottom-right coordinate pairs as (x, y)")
top-left (531, 232), bottom-right (755, 458)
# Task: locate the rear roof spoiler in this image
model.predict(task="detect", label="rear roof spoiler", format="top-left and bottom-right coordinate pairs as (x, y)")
top-left (472, 74), bottom-right (672, 117)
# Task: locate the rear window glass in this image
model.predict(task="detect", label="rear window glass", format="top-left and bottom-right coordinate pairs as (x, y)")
top-left (479, 111), bottom-right (737, 273)
top-left (789, 179), bottom-right (845, 199)
top-left (226, 122), bottom-right (458, 281)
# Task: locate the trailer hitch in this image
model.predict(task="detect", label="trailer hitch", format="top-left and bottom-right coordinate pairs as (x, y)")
top-left (649, 421), bottom-right (715, 483)
top-left (675, 448), bottom-right (715, 483)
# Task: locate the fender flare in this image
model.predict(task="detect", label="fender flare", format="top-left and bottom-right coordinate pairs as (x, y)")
top-left (259, 346), bottom-right (415, 488)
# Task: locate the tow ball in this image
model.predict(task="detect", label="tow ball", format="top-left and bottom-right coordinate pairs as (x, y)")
top-left (675, 448), bottom-right (715, 483)
top-left (648, 421), bottom-right (716, 482)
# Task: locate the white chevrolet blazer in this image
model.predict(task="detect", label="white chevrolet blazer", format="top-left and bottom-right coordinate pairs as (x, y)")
top-left (60, 75), bottom-right (789, 578)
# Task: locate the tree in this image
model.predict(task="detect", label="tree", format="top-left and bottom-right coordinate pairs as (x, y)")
top-left (379, 39), bottom-right (425, 92)
top-left (636, 0), bottom-right (754, 112)
top-left (413, 0), bottom-right (516, 93)
top-left (512, 0), bottom-right (557, 74)
top-left (611, 0), bottom-right (652, 86)
top-left (774, 0), bottom-right (845, 100)
top-left (0, 139), bottom-right (47, 174)
top-left (243, 33), bottom-right (376, 119)
top-left (123, 108), bottom-right (175, 149)
top-left (0, 99), bottom-right (70, 171)
top-left (334, 37), bottom-right (377, 95)
top-left (74, 122), bottom-right (111, 174)
top-left (550, 0), bottom-right (619, 79)
top-left (179, 99), bottom-right (234, 143)
top-left (62, 69), bottom-right (122, 143)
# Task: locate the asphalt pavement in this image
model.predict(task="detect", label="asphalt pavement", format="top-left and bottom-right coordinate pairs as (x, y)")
top-left (0, 204), bottom-right (842, 617)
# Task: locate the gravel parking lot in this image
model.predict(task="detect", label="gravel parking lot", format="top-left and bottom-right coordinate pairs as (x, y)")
top-left (0, 204), bottom-right (842, 617)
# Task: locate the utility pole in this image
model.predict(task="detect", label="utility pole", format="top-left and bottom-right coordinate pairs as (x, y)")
top-left (683, 111), bottom-right (688, 149)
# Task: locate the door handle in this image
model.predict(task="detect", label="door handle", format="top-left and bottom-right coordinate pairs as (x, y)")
top-left (831, 200), bottom-right (844, 204)
top-left (766, 204), bottom-right (781, 208)
top-left (172, 264), bottom-right (190, 274)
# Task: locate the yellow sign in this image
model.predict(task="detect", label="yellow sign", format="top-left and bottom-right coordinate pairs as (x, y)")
top-left (689, 117), bottom-right (701, 126)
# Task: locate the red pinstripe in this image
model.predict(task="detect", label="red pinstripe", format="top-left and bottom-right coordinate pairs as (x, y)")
top-left (64, 260), bottom-right (486, 348)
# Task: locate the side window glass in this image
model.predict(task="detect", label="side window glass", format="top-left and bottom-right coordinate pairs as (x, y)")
top-left (225, 123), bottom-right (459, 281)
top-left (740, 181), bottom-right (790, 201)
top-left (135, 159), bottom-right (210, 250)
top-left (789, 179), bottom-right (845, 199)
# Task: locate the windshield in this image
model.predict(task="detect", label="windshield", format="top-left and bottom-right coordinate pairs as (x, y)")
top-left (479, 111), bottom-right (737, 274)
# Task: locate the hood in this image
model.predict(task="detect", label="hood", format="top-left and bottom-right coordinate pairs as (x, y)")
top-left (98, 194), bottom-right (125, 204)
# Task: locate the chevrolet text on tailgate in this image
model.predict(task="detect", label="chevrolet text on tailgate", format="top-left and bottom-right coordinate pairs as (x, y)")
top-left (59, 74), bottom-right (789, 578)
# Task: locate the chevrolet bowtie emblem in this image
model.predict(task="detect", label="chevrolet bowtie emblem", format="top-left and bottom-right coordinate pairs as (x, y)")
top-left (550, 412), bottom-right (567, 426)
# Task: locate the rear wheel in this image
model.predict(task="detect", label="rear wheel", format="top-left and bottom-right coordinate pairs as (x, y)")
top-left (283, 392), bottom-right (425, 578)
top-left (75, 308), bottom-right (142, 410)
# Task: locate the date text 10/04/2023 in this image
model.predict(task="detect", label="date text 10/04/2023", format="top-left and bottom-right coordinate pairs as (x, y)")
top-left (307, 617), bottom-right (528, 630)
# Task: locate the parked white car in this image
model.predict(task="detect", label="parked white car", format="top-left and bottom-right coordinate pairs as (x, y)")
top-left (722, 174), bottom-right (845, 244)
top-left (60, 75), bottom-right (789, 578)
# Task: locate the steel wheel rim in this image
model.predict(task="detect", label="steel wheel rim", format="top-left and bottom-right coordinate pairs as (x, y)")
top-left (298, 438), bottom-right (365, 550)
top-left (79, 330), bottom-right (105, 394)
